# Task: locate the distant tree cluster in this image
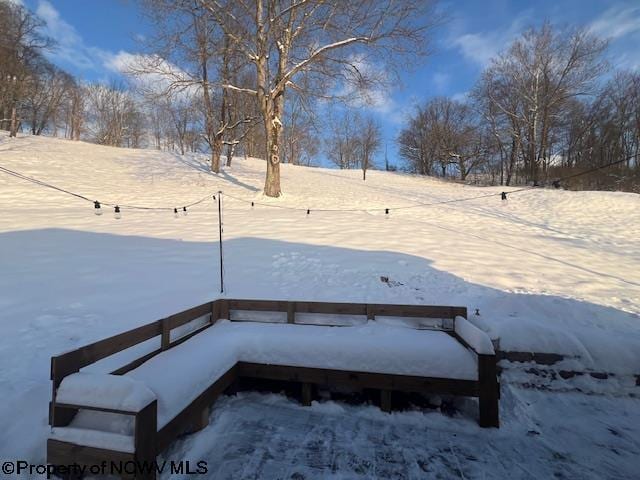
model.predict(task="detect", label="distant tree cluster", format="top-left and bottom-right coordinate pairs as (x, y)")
top-left (325, 110), bottom-right (382, 180)
top-left (398, 97), bottom-right (484, 181)
top-left (0, 1), bottom-right (144, 147)
top-left (398, 23), bottom-right (640, 192)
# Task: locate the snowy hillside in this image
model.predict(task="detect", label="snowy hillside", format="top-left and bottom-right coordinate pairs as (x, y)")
top-left (1, 132), bottom-right (639, 475)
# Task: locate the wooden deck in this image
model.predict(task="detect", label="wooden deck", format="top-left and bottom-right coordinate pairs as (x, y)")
top-left (47, 299), bottom-right (499, 479)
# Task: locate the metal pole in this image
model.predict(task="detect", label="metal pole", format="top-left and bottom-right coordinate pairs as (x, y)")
top-left (217, 191), bottom-right (224, 294)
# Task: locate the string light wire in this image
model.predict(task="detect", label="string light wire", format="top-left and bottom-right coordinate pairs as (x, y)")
top-left (0, 164), bottom-right (211, 211)
top-left (0, 153), bottom-right (636, 215)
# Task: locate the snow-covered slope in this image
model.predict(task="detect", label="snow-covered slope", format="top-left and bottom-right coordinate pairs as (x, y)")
top-left (0, 132), bottom-right (639, 464)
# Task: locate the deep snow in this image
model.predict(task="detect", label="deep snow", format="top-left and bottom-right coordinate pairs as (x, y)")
top-left (0, 132), bottom-right (639, 477)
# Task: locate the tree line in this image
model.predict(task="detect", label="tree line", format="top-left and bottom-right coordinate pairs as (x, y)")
top-left (0, 2), bottom-right (144, 146)
top-left (4, 2), bottom-right (636, 194)
top-left (398, 23), bottom-right (640, 192)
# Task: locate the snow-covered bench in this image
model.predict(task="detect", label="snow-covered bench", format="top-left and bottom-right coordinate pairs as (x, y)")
top-left (48, 300), bottom-right (498, 479)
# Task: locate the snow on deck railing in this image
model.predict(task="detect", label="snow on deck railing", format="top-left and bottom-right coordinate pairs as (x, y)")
top-left (49, 299), bottom-right (501, 436)
top-left (454, 316), bottom-right (495, 355)
top-left (50, 299), bottom-right (469, 393)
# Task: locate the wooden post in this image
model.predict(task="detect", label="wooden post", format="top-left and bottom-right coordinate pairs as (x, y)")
top-left (287, 302), bottom-right (296, 324)
top-left (135, 400), bottom-right (157, 480)
top-left (50, 357), bottom-right (80, 427)
top-left (211, 300), bottom-right (220, 324)
top-left (220, 299), bottom-right (230, 320)
top-left (301, 382), bottom-right (312, 406)
top-left (380, 390), bottom-right (392, 413)
top-left (217, 191), bottom-right (224, 294)
top-left (478, 354), bottom-right (499, 428)
top-left (161, 318), bottom-right (170, 350)
top-left (366, 304), bottom-right (374, 321)
top-left (188, 406), bottom-right (210, 433)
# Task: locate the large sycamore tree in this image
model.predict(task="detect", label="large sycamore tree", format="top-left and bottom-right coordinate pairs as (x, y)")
top-left (197, 0), bottom-right (436, 196)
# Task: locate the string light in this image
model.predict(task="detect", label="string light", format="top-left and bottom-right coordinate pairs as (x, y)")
top-left (174, 207), bottom-right (179, 218)
top-left (1, 154), bottom-right (636, 220)
top-left (182, 206), bottom-right (188, 216)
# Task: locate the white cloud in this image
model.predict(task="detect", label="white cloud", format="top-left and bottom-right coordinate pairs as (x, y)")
top-left (451, 12), bottom-right (532, 67)
top-left (588, 5), bottom-right (640, 40)
top-left (432, 72), bottom-right (450, 93)
top-left (32, 0), bottom-right (193, 91)
top-left (587, 5), bottom-right (640, 71)
top-left (385, 97), bottom-right (420, 126)
top-left (451, 91), bottom-right (469, 103)
top-left (104, 51), bottom-right (200, 99)
top-left (103, 51), bottom-right (145, 73)
top-left (35, 0), bottom-right (112, 71)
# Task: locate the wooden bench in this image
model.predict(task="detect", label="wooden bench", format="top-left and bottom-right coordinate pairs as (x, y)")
top-left (48, 299), bottom-right (499, 479)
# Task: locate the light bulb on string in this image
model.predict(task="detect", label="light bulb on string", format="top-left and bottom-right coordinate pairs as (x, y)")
top-left (182, 206), bottom-right (188, 216)
top-left (174, 208), bottom-right (179, 218)
top-left (94, 200), bottom-right (102, 216)
top-left (385, 208), bottom-right (389, 218)
top-left (114, 205), bottom-right (121, 219)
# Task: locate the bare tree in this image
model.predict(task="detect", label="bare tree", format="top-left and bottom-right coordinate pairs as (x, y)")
top-left (400, 23), bottom-right (631, 190)
top-left (64, 81), bottom-right (86, 140)
top-left (399, 97), bottom-right (484, 180)
top-left (85, 81), bottom-right (142, 147)
top-left (135, 1), bottom-right (257, 173)
top-left (0, 1), bottom-right (52, 137)
top-left (357, 116), bottom-right (381, 180)
top-left (559, 71), bottom-right (640, 191)
top-left (325, 109), bottom-right (361, 169)
top-left (23, 61), bottom-right (75, 136)
top-left (196, 0), bottom-right (436, 196)
top-left (398, 106), bottom-right (436, 175)
top-left (476, 23), bottom-right (607, 184)
top-left (281, 88), bottom-right (318, 166)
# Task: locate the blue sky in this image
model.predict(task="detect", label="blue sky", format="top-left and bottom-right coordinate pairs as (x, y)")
top-left (16, 0), bottom-right (640, 166)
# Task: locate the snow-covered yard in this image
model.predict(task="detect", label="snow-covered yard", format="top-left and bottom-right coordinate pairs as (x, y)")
top-left (1, 133), bottom-right (639, 477)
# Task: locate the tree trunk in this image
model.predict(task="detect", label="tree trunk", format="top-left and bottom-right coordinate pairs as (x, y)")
top-left (263, 95), bottom-right (283, 197)
top-left (506, 136), bottom-right (518, 186)
top-left (226, 144), bottom-right (234, 167)
top-left (211, 137), bottom-right (222, 173)
top-left (264, 117), bottom-right (282, 196)
top-left (9, 105), bottom-right (18, 137)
